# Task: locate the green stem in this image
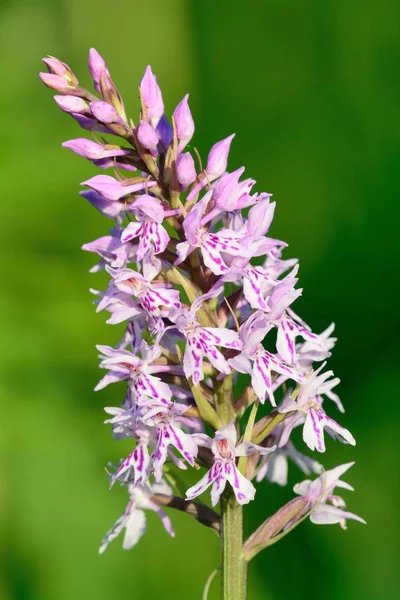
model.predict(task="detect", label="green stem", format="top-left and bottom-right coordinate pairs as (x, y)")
top-left (216, 373), bottom-right (234, 423)
top-left (220, 491), bottom-right (247, 600)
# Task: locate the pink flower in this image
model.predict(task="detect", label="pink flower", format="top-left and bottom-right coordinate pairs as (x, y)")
top-left (229, 312), bottom-right (304, 405)
top-left (176, 191), bottom-right (243, 275)
top-left (279, 364), bottom-right (355, 453)
top-left (121, 196), bottom-right (177, 260)
top-left (99, 480), bottom-right (175, 553)
top-left (186, 423), bottom-right (276, 506)
top-left (170, 307), bottom-right (242, 384)
top-left (294, 462), bottom-right (366, 528)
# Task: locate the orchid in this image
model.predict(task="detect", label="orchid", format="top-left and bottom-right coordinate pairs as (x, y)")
top-left (99, 480), bottom-right (175, 554)
top-left (40, 50), bottom-right (363, 599)
top-left (186, 423), bottom-right (276, 506)
top-left (293, 462), bottom-right (366, 528)
top-left (279, 364), bottom-right (355, 452)
top-left (170, 307), bottom-right (242, 383)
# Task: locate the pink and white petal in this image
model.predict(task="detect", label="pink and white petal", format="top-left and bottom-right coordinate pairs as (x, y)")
top-left (121, 222), bottom-right (143, 243)
top-left (287, 444), bottom-right (324, 476)
top-left (165, 424), bottom-right (198, 465)
top-left (167, 450), bottom-right (188, 471)
top-left (110, 443), bottom-right (150, 487)
top-left (106, 305), bottom-right (142, 324)
top-left (99, 514), bottom-right (126, 554)
top-left (137, 374), bottom-right (172, 405)
top-left (210, 473), bottom-right (228, 506)
top-left (325, 416), bottom-right (356, 446)
top-left (224, 463), bottom-right (256, 505)
top-left (154, 506), bottom-right (175, 537)
top-left (251, 360), bottom-right (271, 404)
top-left (310, 504), bottom-right (366, 526)
top-left (184, 341), bottom-right (204, 383)
top-left (262, 452), bottom-right (289, 486)
top-left (325, 389), bottom-right (345, 413)
top-left (235, 441), bottom-right (276, 457)
top-left (175, 241), bottom-right (193, 265)
top-left (190, 433), bottom-right (213, 448)
top-left (153, 223), bottom-right (170, 254)
top-left (183, 191), bottom-right (212, 242)
top-left (203, 345), bottom-right (231, 376)
top-left (307, 462), bottom-right (355, 499)
top-left (152, 480), bottom-right (173, 495)
top-left (202, 327), bottom-right (241, 350)
top-left (122, 508), bottom-right (147, 549)
top-left (142, 253), bottom-right (162, 281)
top-left (243, 274), bottom-right (268, 311)
top-left (216, 422), bottom-right (237, 445)
top-left (228, 354), bottom-right (252, 375)
top-left (293, 479), bottom-right (313, 497)
top-left (152, 432), bottom-right (169, 481)
top-left (186, 463), bottom-right (220, 501)
top-left (95, 371), bottom-right (128, 391)
top-left (200, 244), bottom-right (230, 276)
top-left (303, 409), bottom-right (326, 452)
top-left (136, 229), bottom-right (152, 261)
top-left (276, 321), bottom-right (297, 365)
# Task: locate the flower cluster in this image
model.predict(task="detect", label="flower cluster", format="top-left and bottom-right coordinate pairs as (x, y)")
top-left (40, 50), bottom-right (364, 556)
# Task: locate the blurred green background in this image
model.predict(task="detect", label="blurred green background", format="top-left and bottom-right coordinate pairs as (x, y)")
top-left (1, 0), bottom-right (399, 598)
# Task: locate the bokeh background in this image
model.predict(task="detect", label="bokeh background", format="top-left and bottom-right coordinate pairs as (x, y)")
top-left (1, 0), bottom-right (399, 598)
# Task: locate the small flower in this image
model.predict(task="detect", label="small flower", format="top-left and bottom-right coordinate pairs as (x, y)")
top-left (279, 364), bottom-right (355, 452)
top-left (186, 423), bottom-right (276, 506)
top-left (176, 191), bottom-right (243, 275)
top-left (95, 341), bottom-right (177, 406)
top-left (99, 480), bottom-right (175, 553)
top-left (121, 195), bottom-right (175, 260)
top-left (294, 462), bottom-right (366, 528)
top-left (81, 230), bottom-right (135, 271)
top-left (141, 401), bottom-right (199, 481)
top-left (93, 288), bottom-right (143, 325)
top-left (230, 312), bottom-right (304, 405)
top-left (105, 262), bottom-right (181, 316)
top-left (170, 307), bottom-right (242, 384)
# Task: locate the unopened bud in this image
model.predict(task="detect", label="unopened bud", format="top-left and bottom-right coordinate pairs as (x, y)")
top-left (54, 95), bottom-right (88, 114)
top-left (39, 73), bottom-right (77, 94)
top-left (82, 174), bottom-right (157, 201)
top-left (173, 94), bottom-right (194, 152)
top-left (176, 152), bottom-right (196, 190)
top-left (42, 57), bottom-right (78, 86)
top-left (90, 100), bottom-right (121, 124)
top-left (156, 115), bottom-right (173, 148)
top-left (206, 134), bottom-right (235, 179)
top-left (136, 120), bottom-right (159, 156)
top-left (140, 66), bottom-right (164, 128)
top-left (213, 166), bottom-right (245, 210)
top-left (88, 48), bottom-right (110, 91)
top-left (62, 139), bottom-right (130, 161)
